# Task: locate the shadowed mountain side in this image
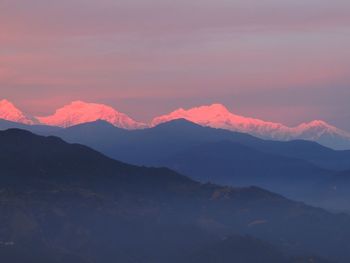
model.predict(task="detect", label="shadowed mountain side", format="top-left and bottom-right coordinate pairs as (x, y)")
top-left (2, 118), bottom-right (350, 171)
top-left (0, 119), bottom-right (62, 134)
top-left (2, 119), bottom-right (350, 210)
top-left (50, 120), bottom-right (350, 208)
top-left (159, 141), bottom-right (332, 202)
top-left (54, 119), bottom-right (350, 171)
top-left (55, 119), bottom-right (261, 165)
top-left (0, 129), bottom-right (349, 262)
top-left (0, 128), bottom-right (193, 193)
top-left (312, 170), bottom-right (350, 213)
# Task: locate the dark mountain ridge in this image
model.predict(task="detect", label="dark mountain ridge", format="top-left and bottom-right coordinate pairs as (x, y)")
top-left (2, 118), bottom-right (350, 210)
top-left (2, 117), bottom-right (350, 170)
top-left (56, 119), bottom-right (350, 171)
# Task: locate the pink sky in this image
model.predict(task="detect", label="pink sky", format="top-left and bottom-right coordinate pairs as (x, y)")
top-left (1, 0), bottom-right (350, 130)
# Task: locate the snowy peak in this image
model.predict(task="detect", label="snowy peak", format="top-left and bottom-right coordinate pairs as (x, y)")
top-left (152, 103), bottom-right (289, 138)
top-left (36, 101), bottom-right (146, 129)
top-left (0, 99), bottom-right (34, 124)
top-left (152, 103), bottom-right (231, 127)
top-left (294, 120), bottom-right (350, 140)
top-left (193, 103), bottom-right (231, 115)
top-left (151, 104), bottom-right (350, 148)
top-left (297, 120), bottom-right (335, 131)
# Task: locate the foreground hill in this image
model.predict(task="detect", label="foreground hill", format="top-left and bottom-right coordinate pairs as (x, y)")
top-left (0, 129), bottom-right (348, 262)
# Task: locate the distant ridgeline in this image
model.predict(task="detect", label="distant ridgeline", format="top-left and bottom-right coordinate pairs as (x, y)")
top-left (1, 99), bottom-right (350, 149)
top-left (1, 116), bottom-right (350, 212)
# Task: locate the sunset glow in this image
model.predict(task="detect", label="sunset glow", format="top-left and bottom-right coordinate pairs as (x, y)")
top-left (1, 0), bottom-right (350, 130)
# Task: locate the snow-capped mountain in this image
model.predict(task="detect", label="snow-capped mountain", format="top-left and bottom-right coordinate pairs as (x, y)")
top-left (1, 99), bottom-right (349, 149)
top-left (151, 104), bottom-right (350, 149)
top-left (293, 120), bottom-right (350, 150)
top-left (0, 99), bottom-right (35, 125)
top-left (37, 101), bottom-right (146, 129)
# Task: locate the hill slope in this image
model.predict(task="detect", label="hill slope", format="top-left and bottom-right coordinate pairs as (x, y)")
top-left (1, 119), bottom-right (350, 209)
top-left (0, 129), bottom-right (349, 262)
top-left (160, 140), bottom-right (331, 202)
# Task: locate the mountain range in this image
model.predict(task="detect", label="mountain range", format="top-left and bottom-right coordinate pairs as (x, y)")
top-left (2, 116), bottom-right (350, 211)
top-left (0, 128), bottom-right (346, 262)
top-left (1, 101), bottom-right (350, 261)
top-left (1, 99), bottom-right (350, 149)
top-left (49, 119), bottom-right (350, 211)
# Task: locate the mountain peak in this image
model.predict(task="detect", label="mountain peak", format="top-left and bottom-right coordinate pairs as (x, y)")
top-left (0, 99), bottom-right (13, 106)
top-left (151, 103), bottom-right (286, 132)
top-left (295, 120), bottom-right (344, 134)
top-left (0, 99), bottom-right (34, 124)
top-left (203, 103), bottom-right (230, 112)
top-left (37, 101), bottom-right (146, 129)
top-left (294, 120), bottom-right (350, 141)
top-left (151, 103), bottom-right (350, 149)
top-left (67, 100), bottom-right (91, 107)
top-left (153, 118), bottom-right (203, 130)
top-left (179, 103), bottom-right (230, 115)
top-left (298, 120), bottom-right (329, 128)
top-left (151, 103), bottom-right (232, 127)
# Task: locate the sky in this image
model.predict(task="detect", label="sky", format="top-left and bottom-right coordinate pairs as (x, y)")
top-left (1, 0), bottom-right (350, 130)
